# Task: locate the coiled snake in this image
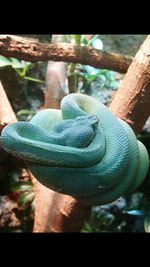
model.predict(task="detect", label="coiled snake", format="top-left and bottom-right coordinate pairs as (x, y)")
top-left (1, 93), bottom-right (149, 205)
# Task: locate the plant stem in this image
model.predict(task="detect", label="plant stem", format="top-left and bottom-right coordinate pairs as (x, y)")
top-left (74, 35), bottom-right (82, 46)
top-left (24, 76), bottom-right (45, 84)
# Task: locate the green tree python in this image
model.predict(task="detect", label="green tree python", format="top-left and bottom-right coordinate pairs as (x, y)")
top-left (0, 93), bottom-right (149, 205)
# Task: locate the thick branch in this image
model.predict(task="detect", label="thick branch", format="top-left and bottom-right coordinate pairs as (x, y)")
top-left (109, 35), bottom-right (150, 133)
top-left (0, 35), bottom-right (132, 73)
top-left (33, 182), bottom-right (91, 232)
top-left (0, 81), bottom-right (17, 127)
top-left (0, 81), bottom-right (17, 182)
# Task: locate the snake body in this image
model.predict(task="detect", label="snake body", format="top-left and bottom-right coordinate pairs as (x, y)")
top-left (1, 93), bottom-right (149, 205)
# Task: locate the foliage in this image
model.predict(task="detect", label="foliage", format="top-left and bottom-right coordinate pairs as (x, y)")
top-left (0, 55), bottom-right (45, 84)
top-left (10, 180), bottom-right (34, 211)
top-left (11, 181), bottom-right (34, 207)
top-left (82, 207), bottom-right (123, 233)
top-left (0, 35), bottom-right (120, 96)
top-left (82, 192), bottom-right (150, 232)
top-left (65, 35), bottom-right (120, 97)
top-left (17, 109), bottom-right (36, 121)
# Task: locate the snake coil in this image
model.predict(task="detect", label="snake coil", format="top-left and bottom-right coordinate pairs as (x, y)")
top-left (1, 93), bottom-right (149, 205)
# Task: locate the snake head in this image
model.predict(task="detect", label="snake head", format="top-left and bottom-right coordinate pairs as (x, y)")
top-left (52, 114), bottom-right (99, 148)
top-left (75, 114), bottom-right (99, 130)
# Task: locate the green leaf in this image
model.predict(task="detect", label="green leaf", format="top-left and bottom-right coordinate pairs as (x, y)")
top-left (24, 76), bottom-right (45, 84)
top-left (73, 35), bottom-right (82, 45)
top-left (64, 35), bottom-right (72, 42)
top-left (11, 181), bottom-right (33, 192)
top-left (81, 222), bottom-right (93, 232)
top-left (124, 210), bottom-right (144, 216)
top-left (10, 58), bottom-right (32, 78)
top-left (17, 109), bottom-right (36, 116)
top-left (87, 35), bottom-right (100, 46)
top-left (144, 213), bottom-right (150, 232)
top-left (82, 38), bottom-right (88, 45)
top-left (99, 69), bottom-right (109, 75)
top-left (18, 191), bottom-right (34, 206)
top-left (11, 58), bottom-right (32, 69)
top-left (0, 56), bottom-right (12, 67)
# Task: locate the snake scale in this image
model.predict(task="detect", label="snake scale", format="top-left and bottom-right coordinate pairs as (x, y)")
top-left (0, 93), bottom-right (149, 205)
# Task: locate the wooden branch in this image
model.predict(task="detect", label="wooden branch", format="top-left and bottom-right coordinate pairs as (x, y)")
top-left (0, 81), bottom-right (17, 128)
top-left (33, 182), bottom-right (91, 232)
top-left (0, 35), bottom-right (133, 73)
top-left (0, 81), bottom-right (17, 182)
top-left (44, 61), bottom-right (66, 108)
top-left (109, 35), bottom-right (150, 133)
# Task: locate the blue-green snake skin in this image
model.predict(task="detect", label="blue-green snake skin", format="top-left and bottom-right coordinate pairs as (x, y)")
top-left (0, 93), bottom-right (149, 205)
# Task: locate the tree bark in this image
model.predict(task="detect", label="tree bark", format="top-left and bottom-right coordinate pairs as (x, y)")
top-left (0, 81), bottom-right (17, 182)
top-left (109, 35), bottom-right (150, 133)
top-left (33, 181), bottom-right (91, 232)
top-left (44, 34), bottom-right (67, 109)
top-left (44, 61), bottom-right (66, 108)
top-left (0, 35), bottom-right (132, 73)
top-left (0, 81), bottom-right (17, 129)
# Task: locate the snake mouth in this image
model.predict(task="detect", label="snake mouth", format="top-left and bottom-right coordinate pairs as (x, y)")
top-left (87, 114), bottom-right (99, 130)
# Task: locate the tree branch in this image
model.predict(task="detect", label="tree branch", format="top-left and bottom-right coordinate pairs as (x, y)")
top-left (0, 35), bottom-right (132, 73)
top-left (0, 81), bottom-right (17, 128)
top-left (109, 35), bottom-right (150, 133)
